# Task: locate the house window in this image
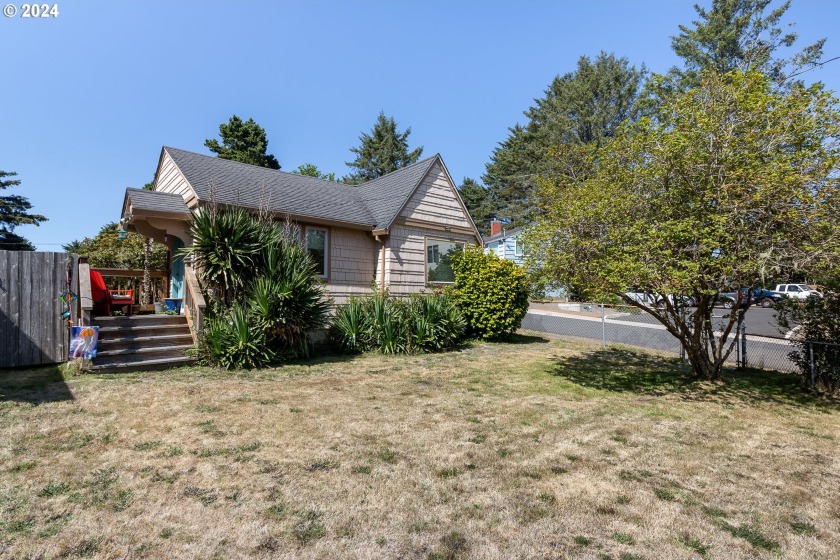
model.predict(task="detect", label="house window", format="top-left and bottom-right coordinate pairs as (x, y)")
top-left (426, 238), bottom-right (464, 284)
top-left (514, 239), bottom-right (524, 256)
top-left (305, 227), bottom-right (328, 278)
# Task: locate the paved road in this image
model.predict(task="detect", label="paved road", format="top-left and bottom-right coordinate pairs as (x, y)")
top-left (523, 308), bottom-right (798, 372)
top-left (607, 306), bottom-right (785, 338)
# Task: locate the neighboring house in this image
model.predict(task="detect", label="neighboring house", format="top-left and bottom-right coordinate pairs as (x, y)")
top-left (483, 220), bottom-right (565, 299)
top-left (120, 147), bottom-right (481, 304)
top-left (483, 221), bottom-right (525, 265)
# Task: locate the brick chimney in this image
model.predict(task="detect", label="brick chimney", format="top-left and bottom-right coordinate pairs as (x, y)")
top-left (490, 219), bottom-right (503, 237)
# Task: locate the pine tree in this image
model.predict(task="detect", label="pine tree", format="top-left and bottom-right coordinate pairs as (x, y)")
top-left (344, 112), bottom-right (423, 184)
top-left (484, 53), bottom-right (644, 226)
top-left (458, 178), bottom-right (496, 236)
top-left (0, 170), bottom-right (47, 251)
top-left (667, 0), bottom-right (825, 89)
top-left (205, 115), bottom-right (281, 169)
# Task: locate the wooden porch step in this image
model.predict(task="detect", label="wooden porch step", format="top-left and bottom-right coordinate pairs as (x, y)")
top-left (96, 344), bottom-right (194, 358)
top-left (97, 323), bottom-right (189, 335)
top-left (95, 315), bottom-right (188, 328)
top-left (98, 333), bottom-right (194, 351)
top-left (88, 355), bottom-right (196, 374)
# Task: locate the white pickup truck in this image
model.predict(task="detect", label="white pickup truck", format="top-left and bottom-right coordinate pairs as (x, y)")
top-left (773, 284), bottom-right (822, 300)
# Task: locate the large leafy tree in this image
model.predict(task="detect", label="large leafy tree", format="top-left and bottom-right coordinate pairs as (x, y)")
top-left (205, 115), bottom-right (281, 169)
top-left (63, 223), bottom-right (167, 270)
top-left (458, 177), bottom-right (496, 236)
top-left (0, 170), bottom-right (46, 251)
top-left (344, 112), bottom-right (423, 184)
top-left (484, 52), bottom-right (645, 226)
top-left (526, 70), bottom-right (840, 380)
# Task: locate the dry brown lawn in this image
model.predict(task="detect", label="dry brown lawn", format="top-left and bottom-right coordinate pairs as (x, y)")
top-left (1, 335), bottom-right (839, 559)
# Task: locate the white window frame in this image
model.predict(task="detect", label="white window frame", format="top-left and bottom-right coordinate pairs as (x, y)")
top-left (425, 236), bottom-right (465, 285)
top-left (514, 239), bottom-right (524, 257)
top-left (305, 226), bottom-right (329, 279)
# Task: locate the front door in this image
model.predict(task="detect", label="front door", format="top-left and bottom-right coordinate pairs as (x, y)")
top-left (170, 236), bottom-right (185, 298)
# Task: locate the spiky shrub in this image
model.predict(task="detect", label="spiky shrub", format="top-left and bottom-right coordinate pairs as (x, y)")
top-left (184, 208), bottom-right (330, 369)
top-left (248, 234), bottom-right (331, 359)
top-left (202, 303), bottom-right (275, 369)
top-left (330, 292), bottom-right (465, 354)
top-left (181, 206), bottom-right (262, 305)
top-left (449, 246), bottom-right (530, 339)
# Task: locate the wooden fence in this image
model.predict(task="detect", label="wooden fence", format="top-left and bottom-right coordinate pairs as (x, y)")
top-left (0, 250), bottom-right (69, 368)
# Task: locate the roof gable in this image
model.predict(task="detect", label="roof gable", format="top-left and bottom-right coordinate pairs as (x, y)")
top-left (355, 156), bottom-right (439, 229)
top-left (125, 188), bottom-right (191, 215)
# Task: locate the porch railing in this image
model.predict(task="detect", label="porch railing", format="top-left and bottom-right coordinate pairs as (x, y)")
top-left (93, 268), bottom-right (169, 305)
top-left (184, 265), bottom-right (206, 344)
top-left (72, 259), bottom-right (170, 324)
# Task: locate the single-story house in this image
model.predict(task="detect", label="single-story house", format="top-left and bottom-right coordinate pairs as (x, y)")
top-left (120, 147), bottom-right (482, 304)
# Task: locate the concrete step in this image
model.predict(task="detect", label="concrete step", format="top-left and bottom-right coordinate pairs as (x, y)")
top-left (88, 355), bottom-right (196, 374)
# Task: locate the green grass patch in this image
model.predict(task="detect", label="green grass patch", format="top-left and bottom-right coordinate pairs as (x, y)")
top-left (720, 522), bottom-right (779, 551)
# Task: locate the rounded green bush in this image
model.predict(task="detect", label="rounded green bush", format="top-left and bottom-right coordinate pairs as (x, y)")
top-left (450, 247), bottom-right (530, 339)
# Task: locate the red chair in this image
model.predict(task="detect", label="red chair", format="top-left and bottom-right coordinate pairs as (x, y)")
top-left (90, 270), bottom-right (134, 316)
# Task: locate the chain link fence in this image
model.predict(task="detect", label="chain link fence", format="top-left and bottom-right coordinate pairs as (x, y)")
top-left (522, 303), bottom-right (837, 387)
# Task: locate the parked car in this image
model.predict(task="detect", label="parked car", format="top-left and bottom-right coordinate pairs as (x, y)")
top-left (624, 288), bottom-right (695, 308)
top-left (773, 283), bottom-right (822, 301)
top-left (719, 288), bottom-right (784, 309)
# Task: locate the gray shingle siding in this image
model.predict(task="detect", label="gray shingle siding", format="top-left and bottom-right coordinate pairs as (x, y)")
top-left (163, 147), bottom-right (439, 229)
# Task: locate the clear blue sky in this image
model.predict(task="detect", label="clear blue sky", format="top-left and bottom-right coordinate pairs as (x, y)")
top-left (3, 0), bottom-right (838, 250)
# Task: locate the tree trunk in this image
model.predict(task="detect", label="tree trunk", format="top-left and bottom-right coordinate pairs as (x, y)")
top-left (687, 345), bottom-right (722, 381)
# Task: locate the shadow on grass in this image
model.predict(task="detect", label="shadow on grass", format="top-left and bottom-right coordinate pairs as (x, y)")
top-left (502, 333), bottom-right (552, 345)
top-left (550, 348), bottom-right (839, 409)
top-left (0, 365), bottom-right (74, 405)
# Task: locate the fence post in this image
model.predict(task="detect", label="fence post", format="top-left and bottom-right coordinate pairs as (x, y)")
top-left (601, 303), bottom-right (606, 349)
top-left (740, 321), bottom-right (747, 369)
top-left (809, 342), bottom-right (816, 390)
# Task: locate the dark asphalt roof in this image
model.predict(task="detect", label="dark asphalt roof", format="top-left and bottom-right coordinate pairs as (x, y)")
top-left (162, 147), bottom-right (439, 229)
top-left (125, 188), bottom-right (191, 215)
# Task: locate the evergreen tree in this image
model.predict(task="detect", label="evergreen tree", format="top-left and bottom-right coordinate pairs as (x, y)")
top-left (0, 170), bottom-right (47, 251)
top-left (484, 52), bottom-right (645, 226)
top-left (458, 177), bottom-right (496, 237)
top-left (666, 0), bottom-right (825, 90)
top-left (205, 115), bottom-right (281, 169)
top-left (344, 112), bottom-right (423, 184)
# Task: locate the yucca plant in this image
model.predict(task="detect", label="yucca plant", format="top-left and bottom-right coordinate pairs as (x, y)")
top-left (181, 206), bottom-right (262, 305)
top-left (186, 207), bottom-right (331, 369)
top-left (202, 303), bottom-right (275, 369)
top-left (330, 292), bottom-right (465, 355)
top-left (330, 298), bottom-right (371, 353)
